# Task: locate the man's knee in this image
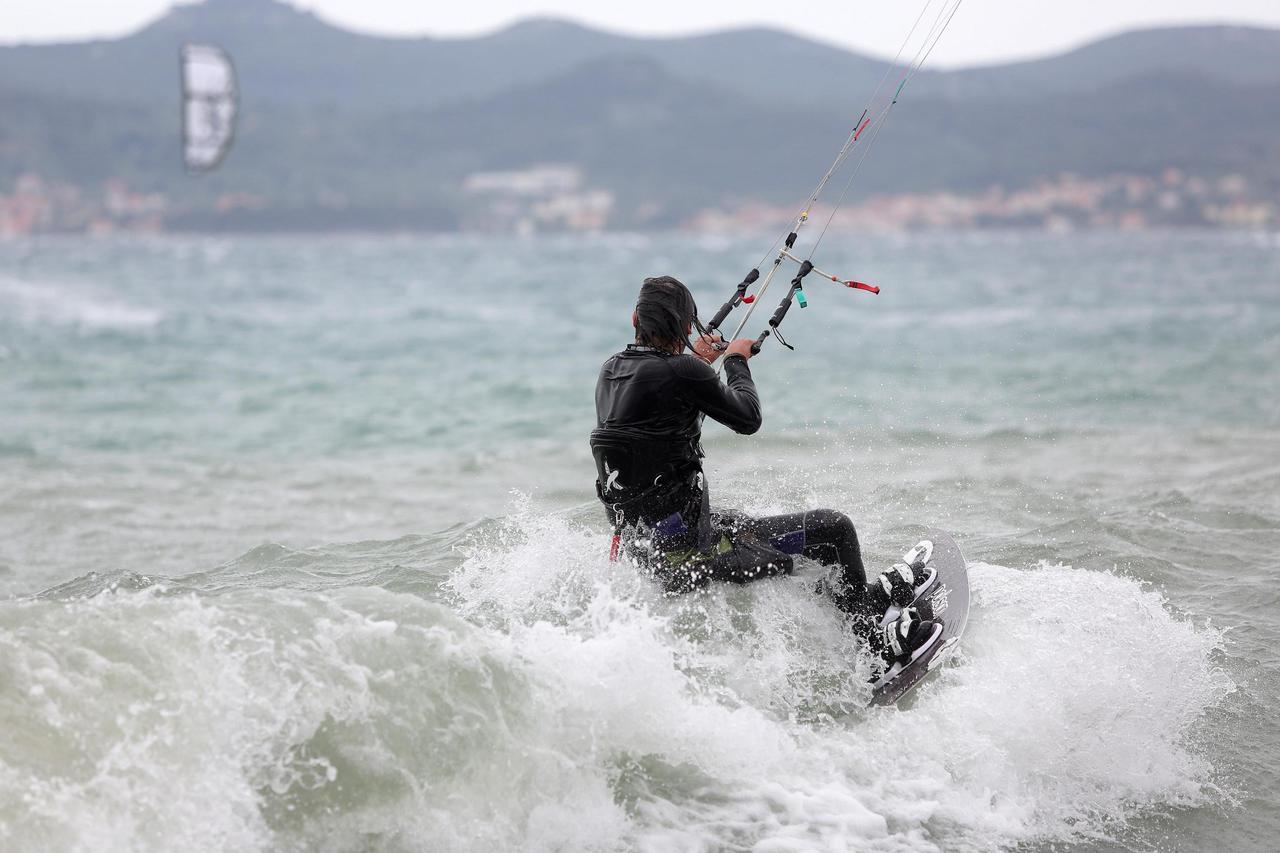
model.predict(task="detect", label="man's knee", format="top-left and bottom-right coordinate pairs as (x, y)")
top-left (805, 509), bottom-right (858, 542)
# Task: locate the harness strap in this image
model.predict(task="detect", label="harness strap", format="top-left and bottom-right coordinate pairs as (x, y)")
top-left (600, 463), bottom-right (701, 561)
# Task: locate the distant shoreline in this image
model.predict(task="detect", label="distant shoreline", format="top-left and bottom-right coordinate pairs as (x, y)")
top-left (3, 226), bottom-right (1277, 243)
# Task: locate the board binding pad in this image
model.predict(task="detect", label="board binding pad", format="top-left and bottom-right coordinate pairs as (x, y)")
top-left (869, 529), bottom-right (970, 706)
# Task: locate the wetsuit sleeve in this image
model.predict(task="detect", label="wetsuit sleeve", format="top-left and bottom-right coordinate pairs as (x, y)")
top-left (671, 354), bottom-right (762, 435)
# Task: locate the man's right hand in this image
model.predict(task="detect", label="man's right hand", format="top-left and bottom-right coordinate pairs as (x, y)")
top-left (724, 338), bottom-right (756, 360)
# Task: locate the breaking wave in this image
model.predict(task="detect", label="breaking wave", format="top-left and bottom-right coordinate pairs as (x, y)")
top-left (0, 275), bottom-right (163, 331)
top-left (0, 507), bottom-right (1232, 852)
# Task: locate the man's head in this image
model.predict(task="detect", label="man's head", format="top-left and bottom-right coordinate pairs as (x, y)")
top-left (633, 275), bottom-right (704, 353)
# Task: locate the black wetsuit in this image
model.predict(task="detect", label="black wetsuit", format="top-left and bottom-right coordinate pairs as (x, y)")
top-left (590, 344), bottom-right (872, 612)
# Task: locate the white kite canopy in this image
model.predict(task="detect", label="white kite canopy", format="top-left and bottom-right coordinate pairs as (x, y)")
top-left (180, 43), bottom-right (237, 173)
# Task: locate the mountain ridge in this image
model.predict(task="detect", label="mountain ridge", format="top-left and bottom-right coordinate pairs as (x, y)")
top-left (1, 0), bottom-right (1275, 231)
top-left (5, 0), bottom-right (1280, 109)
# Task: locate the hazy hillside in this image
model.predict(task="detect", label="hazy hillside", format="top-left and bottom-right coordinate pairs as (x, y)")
top-left (0, 0), bottom-right (893, 111)
top-left (928, 25), bottom-right (1280, 98)
top-left (7, 1), bottom-right (1280, 110)
top-left (1, 0), bottom-right (1276, 231)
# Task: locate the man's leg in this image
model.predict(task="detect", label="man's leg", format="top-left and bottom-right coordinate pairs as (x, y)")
top-left (649, 483), bottom-right (795, 592)
top-left (714, 508), bottom-right (874, 615)
top-left (711, 509), bottom-right (942, 664)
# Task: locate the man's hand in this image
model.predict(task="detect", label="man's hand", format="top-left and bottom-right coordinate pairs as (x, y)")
top-left (724, 338), bottom-right (756, 360)
top-left (692, 333), bottom-right (726, 363)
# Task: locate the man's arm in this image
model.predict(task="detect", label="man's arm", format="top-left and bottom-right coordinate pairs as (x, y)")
top-left (672, 353), bottom-right (762, 435)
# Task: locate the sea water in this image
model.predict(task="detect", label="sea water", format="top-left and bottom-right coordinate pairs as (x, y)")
top-left (0, 231), bottom-right (1276, 851)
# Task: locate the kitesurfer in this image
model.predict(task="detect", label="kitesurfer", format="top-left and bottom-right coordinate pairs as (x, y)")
top-left (590, 276), bottom-right (937, 663)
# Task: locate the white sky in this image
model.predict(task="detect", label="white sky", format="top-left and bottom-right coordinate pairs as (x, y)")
top-left (2, 0), bottom-right (1279, 66)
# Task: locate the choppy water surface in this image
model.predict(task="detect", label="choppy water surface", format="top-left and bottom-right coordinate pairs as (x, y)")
top-left (0, 231), bottom-right (1277, 852)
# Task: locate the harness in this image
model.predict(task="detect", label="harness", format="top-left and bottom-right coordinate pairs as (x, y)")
top-left (597, 460), bottom-right (703, 562)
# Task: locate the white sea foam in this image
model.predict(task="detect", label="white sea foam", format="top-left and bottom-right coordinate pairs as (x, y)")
top-left (445, 511), bottom-right (1233, 852)
top-left (0, 275), bottom-right (163, 331)
top-left (0, 505), bottom-right (1238, 852)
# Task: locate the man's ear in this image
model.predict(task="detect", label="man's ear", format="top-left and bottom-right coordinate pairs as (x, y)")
top-left (631, 310), bottom-right (638, 329)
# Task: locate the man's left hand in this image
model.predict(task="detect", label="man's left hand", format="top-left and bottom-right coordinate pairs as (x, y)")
top-left (692, 333), bottom-right (726, 363)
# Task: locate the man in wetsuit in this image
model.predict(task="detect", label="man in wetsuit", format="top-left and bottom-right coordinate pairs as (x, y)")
top-left (590, 275), bottom-right (937, 664)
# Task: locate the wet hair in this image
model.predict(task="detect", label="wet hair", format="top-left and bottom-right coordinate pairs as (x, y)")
top-left (635, 276), bottom-right (707, 353)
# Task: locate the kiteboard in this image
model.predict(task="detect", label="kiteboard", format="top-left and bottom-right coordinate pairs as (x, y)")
top-left (869, 528), bottom-right (969, 706)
